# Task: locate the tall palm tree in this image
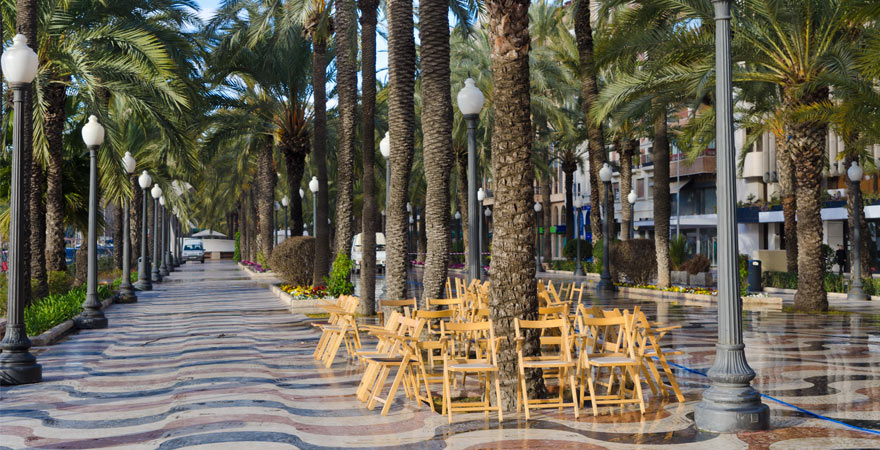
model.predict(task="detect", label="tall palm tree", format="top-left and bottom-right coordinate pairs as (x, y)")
top-left (17, 0), bottom-right (38, 304)
top-left (484, 0), bottom-right (543, 411)
top-left (385, 0), bottom-right (417, 300)
top-left (334, 0), bottom-right (357, 259)
top-left (358, 0), bottom-right (379, 315)
top-left (420, 0), bottom-right (455, 303)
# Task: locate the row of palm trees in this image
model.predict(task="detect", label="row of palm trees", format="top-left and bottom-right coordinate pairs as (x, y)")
top-left (2, 0), bottom-right (201, 306)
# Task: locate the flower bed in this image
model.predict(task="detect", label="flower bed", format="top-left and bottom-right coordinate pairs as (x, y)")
top-left (241, 260), bottom-right (269, 273)
top-left (616, 282), bottom-right (717, 296)
top-left (279, 284), bottom-right (327, 299)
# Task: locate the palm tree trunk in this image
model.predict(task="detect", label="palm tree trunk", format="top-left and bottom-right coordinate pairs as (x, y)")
top-left (485, 0), bottom-right (544, 411)
top-left (240, 195), bottom-right (249, 261)
top-left (620, 138), bottom-right (635, 241)
top-left (113, 202), bottom-right (124, 269)
top-left (563, 166), bottom-right (575, 241)
top-left (776, 132), bottom-right (797, 273)
top-left (456, 145), bottom-right (469, 268)
top-left (653, 107), bottom-right (671, 288)
top-left (75, 232), bottom-right (88, 286)
top-left (30, 163), bottom-right (47, 298)
top-left (541, 175), bottom-right (552, 262)
top-left (130, 174), bottom-right (142, 267)
top-left (790, 117), bottom-right (829, 311)
top-left (359, 0), bottom-right (379, 315)
top-left (282, 143), bottom-right (306, 238)
top-left (312, 37), bottom-right (332, 286)
top-left (334, 0), bottom-right (357, 259)
top-left (574, 0), bottom-right (605, 246)
top-left (385, 0), bottom-right (416, 300)
top-left (256, 138), bottom-right (275, 263)
top-left (18, 0), bottom-right (37, 305)
top-left (420, 0), bottom-right (453, 304)
top-left (44, 81), bottom-right (67, 272)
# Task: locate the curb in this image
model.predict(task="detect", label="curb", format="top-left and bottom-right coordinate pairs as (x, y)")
top-left (29, 294), bottom-right (118, 347)
top-left (268, 284), bottom-right (332, 315)
top-left (237, 262), bottom-right (279, 280)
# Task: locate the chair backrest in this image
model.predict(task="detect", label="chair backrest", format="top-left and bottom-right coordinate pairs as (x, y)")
top-left (538, 304), bottom-right (568, 319)
top-left (441, 320), bottom-right (497, 364)
top-left (558, 282), bottom-right (572, 302)
top-left (580, 307), bottom-right (640, 358)
top-left (427, 297), bottom-right (463, 308)
top-left (514, 318), bottom-right (573, 361)
top-left (379, 298), bottom-right (418, 309)
top-left (569, 282), bottom-right (585, 306)
top-left (416, 309), bottom-right (455, 335)
top-left (545, 281), bottom-right (561, 304)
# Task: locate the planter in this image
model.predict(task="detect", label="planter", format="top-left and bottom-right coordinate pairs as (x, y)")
top-left (689, 272), bottom-right (713, 286)
top-left (741, 295), bottom-right (783, 308)
top-left (237, 263), bottom-right (278, 279)
top-left (671, 271), bottom-right (689, 285)
top-left (30, 295), bottom-right (116, 347)
top-left (269, 284), bottom-right (333, 314)
top-left (616, 286), bottom-right (782, 310)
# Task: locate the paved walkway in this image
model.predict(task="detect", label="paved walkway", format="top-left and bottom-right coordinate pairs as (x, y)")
top-left (2, 260), bottom-right (879, 449)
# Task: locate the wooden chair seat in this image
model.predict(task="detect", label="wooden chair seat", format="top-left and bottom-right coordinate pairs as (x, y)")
top-left (522, 359), bottom-right (576, 368)
top-left (448, 362), bottom-right (496, 371)
top-left (590, 355), bottom-right (639, 366)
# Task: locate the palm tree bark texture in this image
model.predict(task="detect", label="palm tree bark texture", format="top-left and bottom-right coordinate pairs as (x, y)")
top-left (248, 189), bottom-right (258, 262)
top-left (44, 79), bottom-right (68, 272)
top-left (17, 0), bottom-right (37, 305)
top-left (419, 0), bottom-right (454, 305)
top-left (30, 161), bottom-right (47, 298)
top-left (574, 0), bottom-right (605, 245)
top-left (113, 202), bottom-right (124, 269)
top-left (358, 0), bottom-right (379, 316)
top-left (334, 0), bottom-right (357, 259)
top-left (653, 107), bottom-right (672, 288)
top-left (384, 0), bottom-right (416, 301)
top-left (562, 158), bottom-right (576, 241)
top-left (485, 0), bottom-right (545, 411)
top-left (309, 22), bottom-right (332, 286)
top-left (788, 89), bottom-right (829, 312)
top-left (619, 138), bottom-right (635, 240)
top-left (255, 137), bottom-right (275, 262)
top-left (240, 195), bottom-right (249, 261)
top-left (282, 144), bottom-right (307, 238)
top-left (776, 130), bottom-right (798, 273)
top-left (455, 144), bottom-right (470, 269)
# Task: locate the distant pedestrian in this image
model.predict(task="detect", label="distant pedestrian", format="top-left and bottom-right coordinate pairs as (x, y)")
top-left (835, 245), bottom-right (846, 276)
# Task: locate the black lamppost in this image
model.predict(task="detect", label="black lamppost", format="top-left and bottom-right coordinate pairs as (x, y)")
top-left (457, 78), bottom-right (485, 282)
top-left (134, 171), bottom-right (153, 290)
top-left (151, 184), bottom-right (163, 283)
top-left (627, 190), bottom-right (637, 240)
top-left (573, 196), bottom-right (585, 276)
top-left (159, 197), bottom-right (170, 276)
top-left (484, 206), bottom-right (492, 275)
top-left (0, 34), bottom-right (42, 385)
top-left (76, 115), bottom-right (109, 330)
top-left (282, 195), bottom-right (289, 241)
top-left (477, 188), bottom-right (486, 279)
top-left (309, 176), bottom-right (319, 237)
top-left (380, 132), bottom-right (390, 237)
top-left (119, 152), bottom-right (138, 303)
top-left (848, 162), bottom-right (867, 301)
top-left (596, 163), bottom-right (616, 294)
top-left (172, 213), bottom-right (181, 267)
top-left (534, 202), bottom-right (544, 273)
top-left (454, 211), bottom-right (462, 263)
top-left (694, 0), bottom-right (769, 433)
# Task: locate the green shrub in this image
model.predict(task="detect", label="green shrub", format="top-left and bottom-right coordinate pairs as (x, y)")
top-left (669, 235), bottom-right (688, 270)
top-left (762, 271), bottom-right (798, 289)
top-left (325, 254), bottom-right (355, 297)
top-left (256, 251), bottom-right (268, 269)
top-left (681, 254), bottom-right (711, 275)
top-left (233, 231), bottom-right (241, 262)
top-left (563, 238), bottom-right (592, 261)
top-left (739, 254), bottom-right (749, 298)
top-left (268, 237), bottom-right (316, 286)
top-left (24, 284), bottom-right (112, 336)
top-left (610, 239), bottom-right (656, 285)
top-left (48, 271), bottom-right (73, 295)
top-left (589, 238), bottom-right (604, 273)
top-left (549, 260), bottom-right (587, 273)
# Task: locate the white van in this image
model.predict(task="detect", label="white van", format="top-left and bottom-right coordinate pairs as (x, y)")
top-left (182, 238), bottom-right (205, 263)
top-left (351, 232), bottom-right (386, 272)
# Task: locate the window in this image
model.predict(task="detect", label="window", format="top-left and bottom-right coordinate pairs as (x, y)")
top-left (184, 244), bottom-right (202, 251)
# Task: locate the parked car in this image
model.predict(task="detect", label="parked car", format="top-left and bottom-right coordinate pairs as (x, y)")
top-left (351, 232), bottom-right (386, 272)
top-left (182, 238), bottom-right (205, 263)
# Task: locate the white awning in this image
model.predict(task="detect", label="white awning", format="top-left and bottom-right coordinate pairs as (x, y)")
top-left (670, 179), bottom-right (691, 194)
top-left (635, 214), bottom-right (717, 228)
top-left (759, 206), bottom-right (867, 223)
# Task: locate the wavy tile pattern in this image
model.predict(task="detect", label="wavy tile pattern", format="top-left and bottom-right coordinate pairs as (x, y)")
top-left (1, 261), bottom-right (878, 449)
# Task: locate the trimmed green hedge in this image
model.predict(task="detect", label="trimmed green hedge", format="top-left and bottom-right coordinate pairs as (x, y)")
top-left (762, 270), bottom-right (880, 295)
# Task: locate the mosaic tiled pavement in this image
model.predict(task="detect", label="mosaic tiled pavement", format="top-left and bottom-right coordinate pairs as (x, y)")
top-left (1, 261), bottom-right (879, 449)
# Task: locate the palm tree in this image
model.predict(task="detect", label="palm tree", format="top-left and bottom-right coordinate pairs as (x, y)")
top-left (419, 0), bottom-right (455, 303)
top-left (333, 0), bottom-right (357, 259)
top-left (358, 0), bottom-right (379, 315)
top-left (18, 0), bottom-right (38, 303)
top-left (484, 0), bottom-right (543, 411)
top-left (385, 0), bottom-right (417, 300)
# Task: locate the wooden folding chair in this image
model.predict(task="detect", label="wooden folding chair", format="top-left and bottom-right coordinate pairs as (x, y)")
top-left (440, 320), bottom-right (503, 423)
top-left (569, 282), bottom-right (585, 307)
top-left (558, 282), bottom-right (572, 303)
top-left (416, 309), bottom-right (456, 368)
top-left (312, 296), bottom-right (358, 361)
top-left (515, 318), bottom-right (579, 419)
top-left (315, 297), bottom-right (362, 368)
top-left (364, 316), bottom-right (430, 415)
top-left (377, 298), bottom-right (418, 325)
top-left (577, 308), bottom-right (646, 416)
top-left (635, 311), bottom-right (685, 402)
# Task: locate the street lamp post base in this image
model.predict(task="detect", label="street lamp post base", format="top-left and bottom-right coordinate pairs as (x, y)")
top-left (160, 267), bottom-right (170, 277)
top-left (134, 279), bottom-right (152, 291)
top-left (574, 266), bottom-right (584, 277)
top-left (118, 291), bottom-right (138, 303)
top-left (695, 388), bottom-right (769, 433)
top-left (847, 287), bottom-right (868, 301)
top-left (74, 313), bottom-right (108, 330)
top-left (152, 270), bottom-right (162, 283)
top-left (596, 278), bottom-right (616, 294)
top-left (0, 360), bottom-right (42, 386)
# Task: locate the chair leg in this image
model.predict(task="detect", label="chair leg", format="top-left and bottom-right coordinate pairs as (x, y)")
top-left (443, 367), bottom-right (451, 420)
top-left (381, 364), bottom-right (408, 416)
top-left (642, 361), bottom-right (661, 396)
top-left (494, 371), bottom-right (503, 422)
top-left (519, 368), bottom-right (531, 420)
top-left (586, 368), bottom-right (599, 416)
top-left (567, 368), bottom-right (579, 419)
top-left (630, 366), bottom-right (645, 414)
top-left (367, 366), bottom-right (390, 411)
top-left (658, 356), bottom-right (686, 402)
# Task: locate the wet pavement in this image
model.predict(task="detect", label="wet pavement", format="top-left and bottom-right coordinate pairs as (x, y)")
top-left (1, 260), bottom-right (878, 449)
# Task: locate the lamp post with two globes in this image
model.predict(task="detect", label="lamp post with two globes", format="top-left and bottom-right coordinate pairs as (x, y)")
top-left (151, 184), bottom-right (163, 283)
top-left (0, 34), bottom-right (42, 385)
top-left (76, 116), bottom-right (109, 330)
top-left (457, 78), bottom-right (485, 282)
top-left (134, 171), bottom-right (153, 290)
top-left (119, 152), bottom-right (138, 303)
